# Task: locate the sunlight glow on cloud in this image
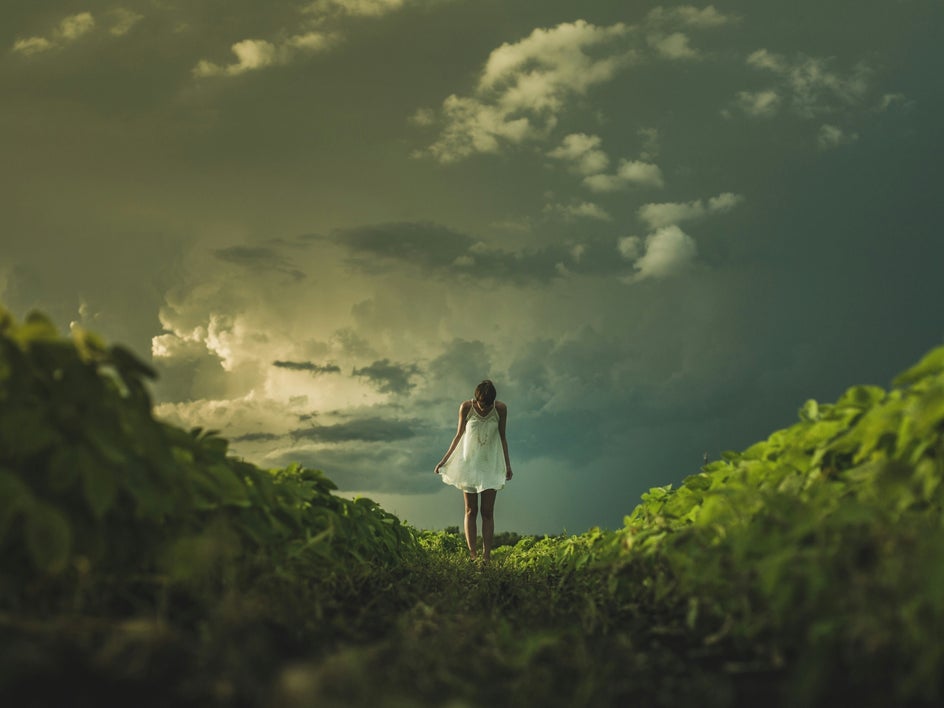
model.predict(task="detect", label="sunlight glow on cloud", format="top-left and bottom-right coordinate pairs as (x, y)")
top-left (638, 192), bottom-right (744, 229)
top-left (194, 32), bottom-right (337, 77)
top-left (547, 133), bottom-right (610, 175)
top-left (744, 48), bottom-right (871, 119)
top-left (108, 8), bottom-right (143, 37)
top-left (817, 123), bottom-right (859, 150)
top-left (583, 159), bottom-right (664, 192)
top-left (422, 20), bottom-right (633, 162)
top-left (544, 201), bottom-right (612, 222)
top-left (623, 225), bottom-right (698, 282)
top-left (12, 11), bottom-right (95, 55)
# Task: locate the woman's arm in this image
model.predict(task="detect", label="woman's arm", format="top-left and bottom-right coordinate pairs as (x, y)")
top-left (434, 401), bottom-right (471, 474)
top-left (497, 401), bottom-right (512, 480)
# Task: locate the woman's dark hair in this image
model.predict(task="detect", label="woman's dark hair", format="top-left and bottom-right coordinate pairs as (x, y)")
top-left (474, 379), bottom-right (497, 406)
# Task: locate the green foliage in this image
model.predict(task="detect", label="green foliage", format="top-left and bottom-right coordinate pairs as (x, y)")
top-left (0, 306), bottom-right (418, 608)
top-left (3, 302), bottom-right (944, 707)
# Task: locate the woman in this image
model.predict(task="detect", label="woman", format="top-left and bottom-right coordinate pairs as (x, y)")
top-left (435, 379), bottom-right (512, 562)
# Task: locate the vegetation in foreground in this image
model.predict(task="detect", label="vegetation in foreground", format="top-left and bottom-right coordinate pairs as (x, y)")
top-left (2, 305), bottom-right (943, 707)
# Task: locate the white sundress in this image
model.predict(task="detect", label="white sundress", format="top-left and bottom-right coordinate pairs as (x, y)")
top-left (439, 402), bottom-right (507, 493)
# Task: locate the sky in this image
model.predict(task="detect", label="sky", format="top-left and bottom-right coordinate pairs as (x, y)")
top-left (2, 0), bottom-right (942, 534)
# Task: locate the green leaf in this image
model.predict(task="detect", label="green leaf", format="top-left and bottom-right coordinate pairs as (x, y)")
top-left (799, 399), bottom-right (820, 423)
top-left (893, 346), bottom-right (944, 388)
top-left (47, 446), bottom-right (80, 494)
top-left (25, 502), bottom-right (72, 574)
top-left (206, 463), bottom-right (251, 508)
top-left (78, 447), bottom-right (118, 519)
top-left (0, 469), bottom-right (33, 544)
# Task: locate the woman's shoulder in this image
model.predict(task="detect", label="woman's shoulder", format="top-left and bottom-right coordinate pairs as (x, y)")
top-left (495, 400), bottom-right (508, 414)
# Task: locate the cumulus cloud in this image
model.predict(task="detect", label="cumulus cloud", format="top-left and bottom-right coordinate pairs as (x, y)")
top-left (547, 133), bottom-right (610, 175)
top-left (623, 225), bottom-right (698, 282)
top-left (735, 89), bottom-right (781, 117)
top-left (12, 12), bottom-right (95, 55)
top-left (417, 9), bottom-right (738, 162)
top-left (642, 5), bottom-right (738, 61)
top-left (638, 192), bottom-right (744, 229)
top-left (194, 32), bottom-right (337, 77)
top-left (645, 5), bottom-right (736, 29)
top-left (547, 133), bottom-right (663, 192)
top-left (583, 159), bottom-right (664, 192)
top-left (817, 123), bottom-right (858, 150)
top-left (743, 49), bottom-right (871, 119)
top-left (545, 201), bottom-right (612, 222)
top-left (647, 32), bottom-right (698, 60)
top-left (421, 20), bottom-right (633, 162)
top-left (108, 8), bottom-right (144, 37)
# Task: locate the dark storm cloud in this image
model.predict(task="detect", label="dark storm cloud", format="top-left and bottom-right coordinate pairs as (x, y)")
top-left (233, 431), bottom-right (281, 443)
top-left (333, 221), bottom-right (632, 283)
top-left (353, 358), bottom-right (421, 394)
top-left (334, 222), bottom-right (471, 271)
top-left (289, 416), bottom-right (421, 443)
top-left (272, 360), bottom-right (342, 375)
top-left (213, 246), bottom-right (306, 281)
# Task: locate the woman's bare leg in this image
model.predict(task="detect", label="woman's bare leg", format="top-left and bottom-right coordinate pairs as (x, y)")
top-left (463, 492), bottom-right (479, 558)
top-left (480, 489), bottom-right (497, 562)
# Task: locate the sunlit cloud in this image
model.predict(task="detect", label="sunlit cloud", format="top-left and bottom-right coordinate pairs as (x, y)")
top-left (637, 192), bottom-right (744, 229)
top-left (622, 225), bottom-right (698, 282)
top-left (193, 32), bottom-right (338, 77)
top-left (108, 8), bottom-right (143, 37)
top-left (735, 89), bottom-right (781, 117)
top-left (544, 201), bottom-right (612, 222)
top-left (817, 123), bottom-right (858, 150)
top-left (583, 159), bottom-right (664, 192)
top-left (421, 20), bottom-right (633, 162)
top-left (547, 133), bottom-right (610, 176)
top-left (11, 11), bottom-right (95, 55)
top-left (647, 32), bottom-right (698, 60)
top-left (645, 5), bottom-right (737, 29)
top-left (744, 48), bottom-right (871, 119)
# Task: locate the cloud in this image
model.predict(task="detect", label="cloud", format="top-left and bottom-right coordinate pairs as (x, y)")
top-left (194, 32), bottom-right (337, 77)
top-left (213, 246), bottom-right (306, 280)
top-left (623, 225), bottom-right (698, 282)
top-left (642, 5), bottom-right (738, 61)
top-left (647, 32), bottom-right (698, 60)
top-left (417, 9), bottom-right (739, 162)
top-left (544, 201), bottom-right (612, 222)
top-left (547, 133), bottom-right (610, 175)
top-left (12, 12), bottom-right (95, 55)
top-left (583, 159), bottom-right (664, 192)
top-left (273, 360), bottom-right (342, 375)
top-left (334, 221), bottom-right (626, 283)
top-left (304, 0), bottom-right (407, 18)
top-left (645, 5), bottom-right (737, 29)
top-left (743, 49), bottom-right (871, 119)
top-left (638, 192), bottom-right (744, 229)
top-left (353, 359), bottom-right (421, 394)
top-left (421, 20), bottom-right (633, 162)
top-left (108, 8), bottom-right (144, 37)
top-left (735, 89), bottom-right (781, 117)
top-left (817, 123), bottom-right (858, 150)
top-left (290, 416), bottom-right (420, 443)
